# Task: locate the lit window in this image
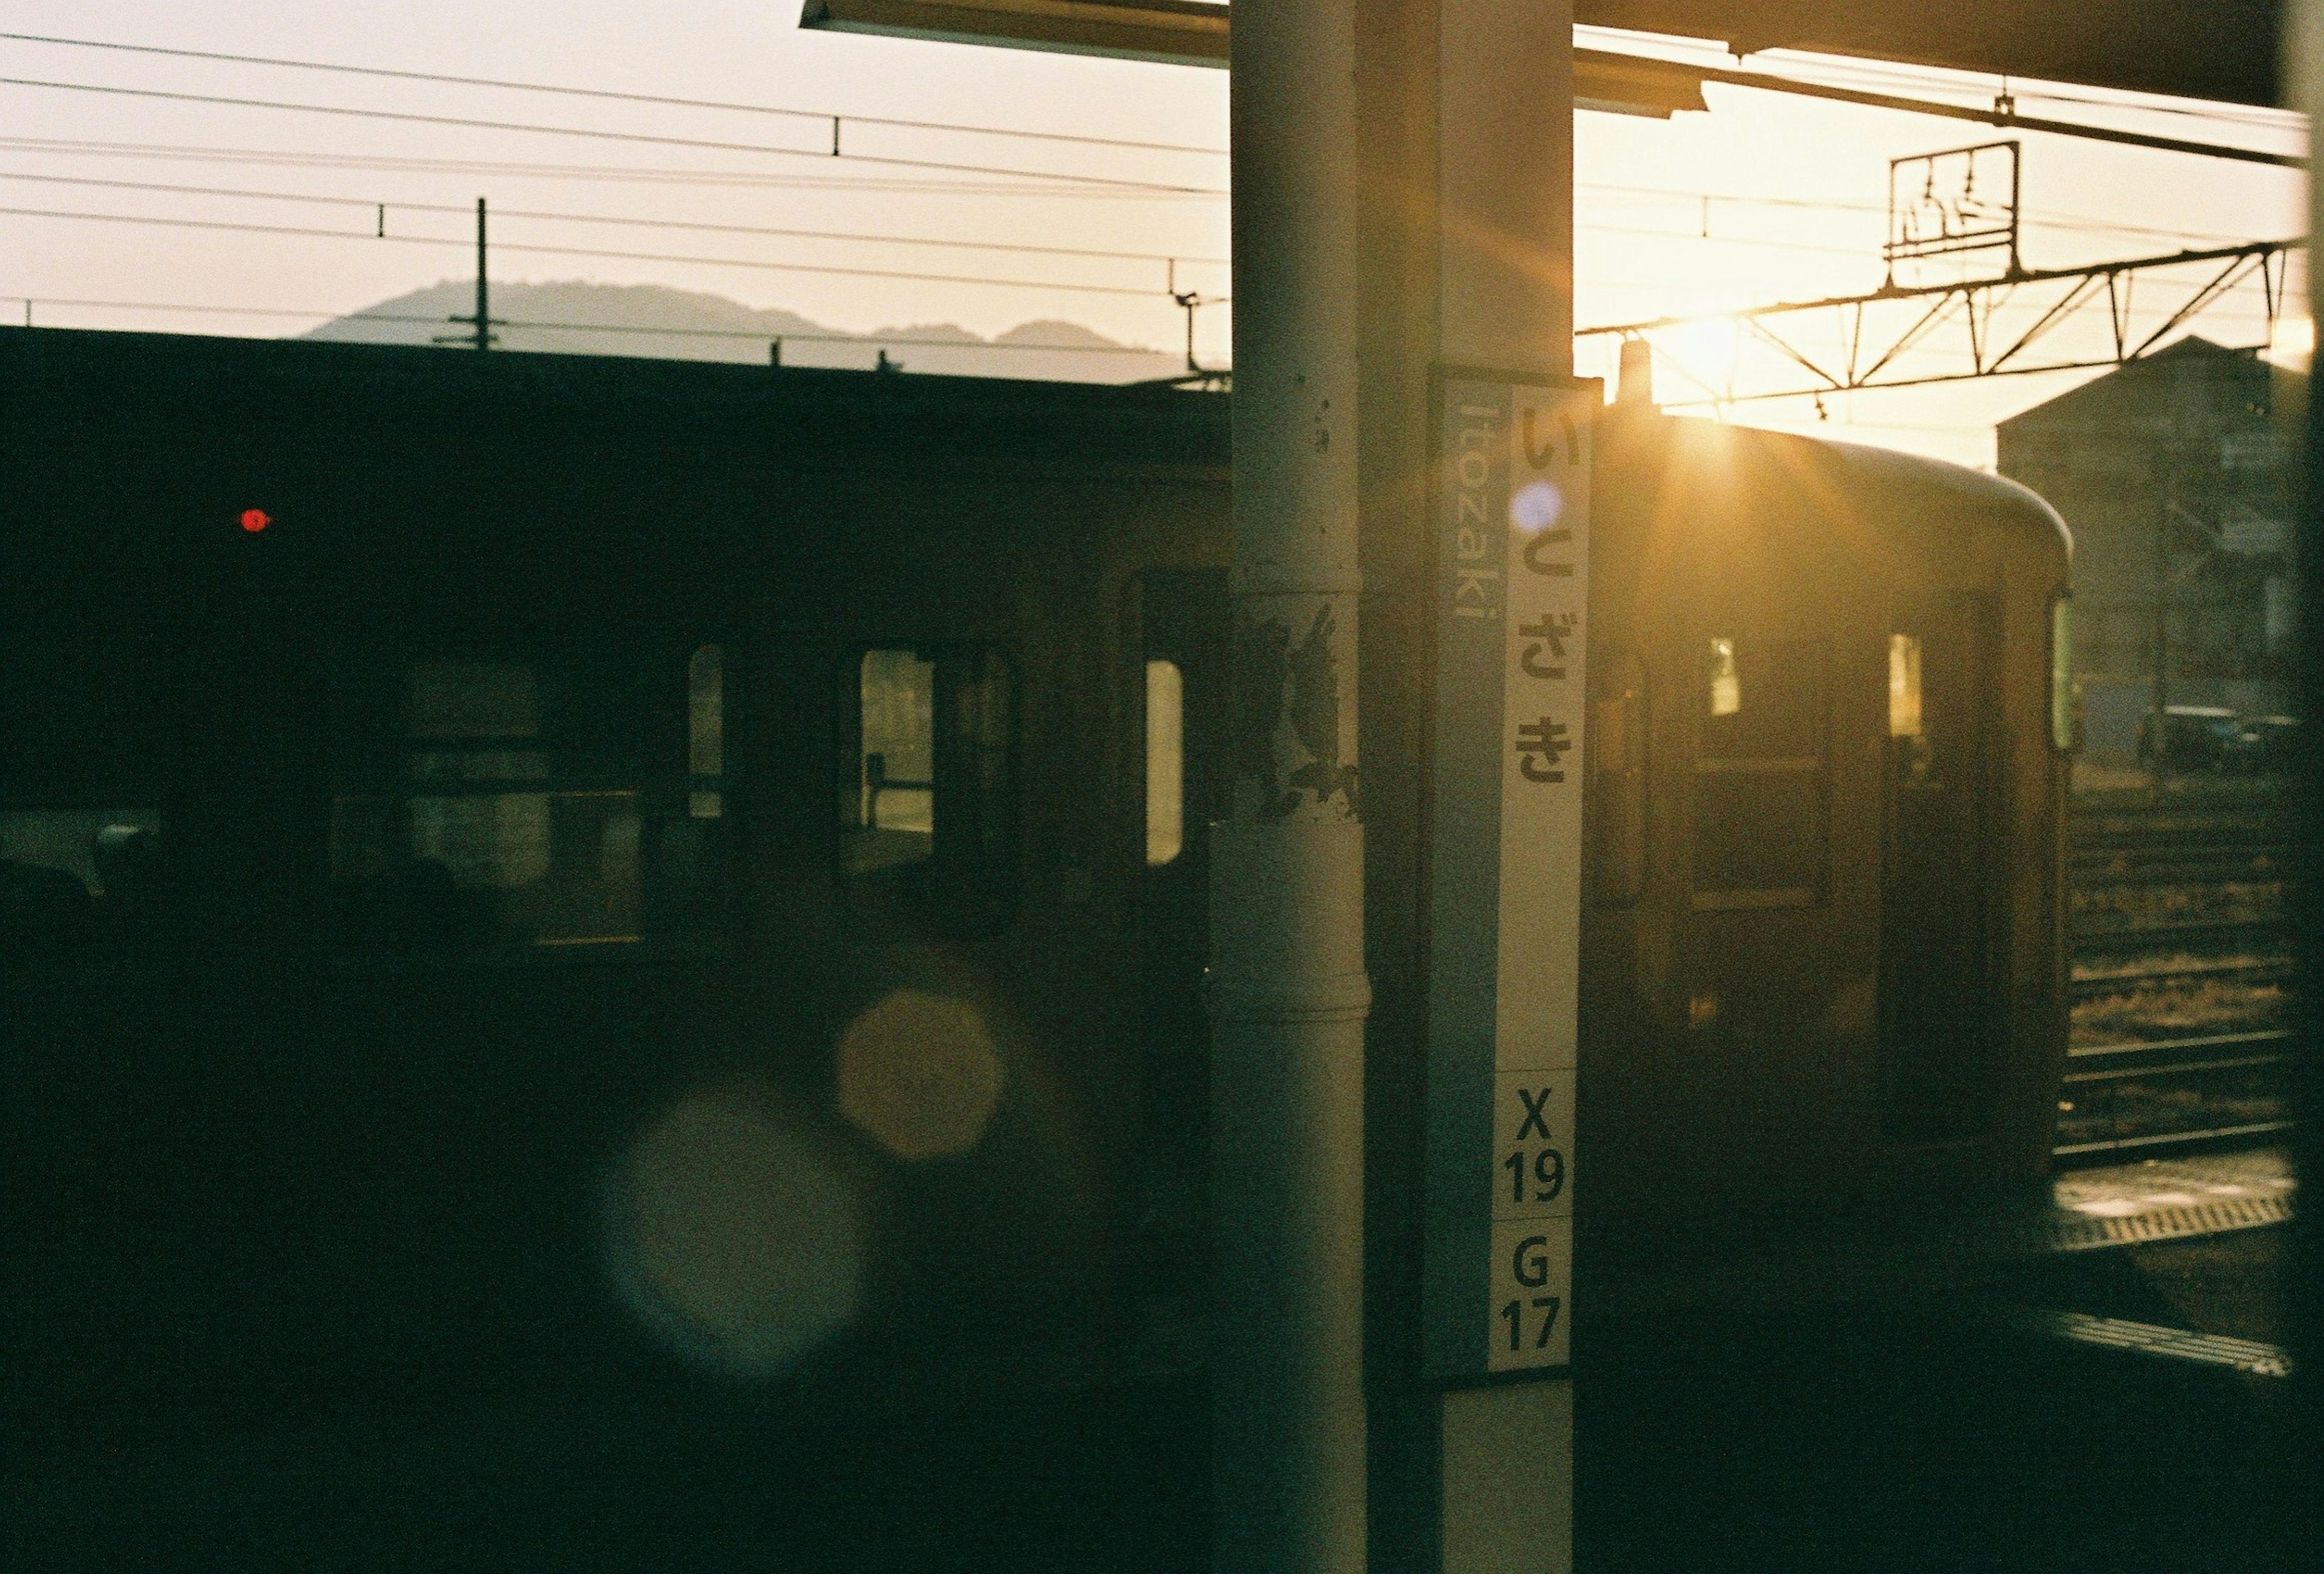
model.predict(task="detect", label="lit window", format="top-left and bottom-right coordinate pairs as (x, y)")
top-left (848, 649), bottom-right (936, 874)
top-left (1146, 660), bottom-right (1184, 867)
top-left (2049, 596), bottom-right (2074, 753)
top-left (331, 647), bottom-right (727, 956)
top-left (839, 644), bottom-right (1016, 933)
top-left (1707, 637), bottom-right (1741, 717)
top-left (1889, 634), bottom-right (1924, 739)
top-left (1694, 637), bottom-right (1827, 908)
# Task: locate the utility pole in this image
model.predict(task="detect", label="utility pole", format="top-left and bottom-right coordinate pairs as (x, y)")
top-left (436, 198), bottom-right (501, 350)
top-left (2154, 447), bottom-right (2173, 720)
top-left (1173, 289), bottom-right (1206, 378)
top-left (473, 197), bottom-right (491, 353)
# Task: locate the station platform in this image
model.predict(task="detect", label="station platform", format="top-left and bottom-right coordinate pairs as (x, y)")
top-left (1985, 1147), bottom-right (2294, 1377)
top-left (1587, 1144), bottom-right (2302, 1570)
top-left (8, 1150), bottom-right (2299, 1570)
top-left (2021, 1146), bottom-right (2293, 1252)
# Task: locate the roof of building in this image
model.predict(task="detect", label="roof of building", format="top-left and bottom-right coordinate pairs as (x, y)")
top-left (1998, 337), bottom-right (2303, 434)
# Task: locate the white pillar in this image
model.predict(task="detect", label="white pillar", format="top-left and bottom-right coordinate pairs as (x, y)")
top-left (1218, 3), bottom-right (1579, 1569)
top-left (1212, 1), bottom-right (1371, 1571)
top-left (1438, 0), bottom-right (1575, 375)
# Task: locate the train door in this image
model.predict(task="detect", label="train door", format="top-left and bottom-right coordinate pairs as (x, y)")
top-left (1879, 593), bottom-right (2004, 1143)
top-left (1131, 567), bottom-right (1229, 1290)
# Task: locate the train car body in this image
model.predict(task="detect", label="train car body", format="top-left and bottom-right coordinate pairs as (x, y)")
top-left (1, 329), bottom-right (2068, 1558)
top-left (1583, 408), bottom-right (2072, 1309)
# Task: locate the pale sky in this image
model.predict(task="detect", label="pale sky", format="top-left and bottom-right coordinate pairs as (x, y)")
top-left (0, 2), bottom-right (2308, 468)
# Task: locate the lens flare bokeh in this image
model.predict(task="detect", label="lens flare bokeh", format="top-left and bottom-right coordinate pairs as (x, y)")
top-left (605, 1085), bottom-right (867, 1379)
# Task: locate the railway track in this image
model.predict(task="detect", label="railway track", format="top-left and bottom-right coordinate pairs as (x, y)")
top-left (2067, 918), bottom-right (2290, 962)
top-left (2069, 954), bottom-right (2294, 1002)
top-left (2059, 792), bottom-right (2303, 1161)
top-left (2068, 847), bottom-right (2297, 887)
top-left (2063, 1028), bottom-right (2295, 1084)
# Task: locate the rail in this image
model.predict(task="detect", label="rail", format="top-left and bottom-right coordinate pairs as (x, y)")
top-left (2063, 1028), bottom-right (2296, 1084)
top-left (2059, 793), bottom-right (2302, 1162)
top-left (2067, 847), bottom-right (2299, 887)
top-left (2053, 1120), bottom-right (2297, 1164)
top-left (2069, 955), bottom-right (2294, 999)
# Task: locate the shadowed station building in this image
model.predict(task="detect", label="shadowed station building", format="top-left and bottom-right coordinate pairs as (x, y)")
top-left (1997, 336), bottom-right (2305, 760)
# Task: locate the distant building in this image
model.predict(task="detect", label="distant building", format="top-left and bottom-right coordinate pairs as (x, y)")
top-left (1997, 336), bottom-right (2303, 762)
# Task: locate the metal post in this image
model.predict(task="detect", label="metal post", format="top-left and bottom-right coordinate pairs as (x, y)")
top-left (474, 198), bottom-right (491, 354)
top-left (2154, 469), bottom-right (2172, 723)
top-left (2281, 2), bottom-right (2324, 1521)
top-left (1213, 1), bottom-right (1370, 1570)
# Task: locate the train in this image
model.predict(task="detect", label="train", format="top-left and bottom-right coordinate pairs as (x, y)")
top-left (0, 326), bottom-right (2071, 1561)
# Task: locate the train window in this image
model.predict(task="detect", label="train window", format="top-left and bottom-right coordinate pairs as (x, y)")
top-left (1146, 659), bottom-right (1185, 867)
top-left (690, 643), bottom-right (724, 819)
top-left (1701, 637), bottom-right (1823, 763)
top-left (840, 644), bottom-right (1017, 932)
top-left (330, 647), bottom-right (727, 957)
top-left (1, 808), bottom-right (164, 971)
top-left (849, 649), bottom-right (937, 873)
top-left (2049, 595), bottom-right (2075, 753)
top-left (1707, 637), bottom-right (1742, 717)
top-left (1693, 637), bottom-right (1827, 908)
top-left (1889, 635), bottom-right (1923, 739)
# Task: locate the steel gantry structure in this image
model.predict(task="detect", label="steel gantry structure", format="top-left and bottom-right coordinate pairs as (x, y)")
top-left (1584, 237), bottom-right (2305, 408)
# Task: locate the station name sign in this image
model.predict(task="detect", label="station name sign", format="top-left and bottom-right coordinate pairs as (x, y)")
top-left (1425, 370), bottom-right (1595, 1381)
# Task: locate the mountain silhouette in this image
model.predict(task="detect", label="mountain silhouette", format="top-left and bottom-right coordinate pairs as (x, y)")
top-left (304, 280), bottom-right (1189, 382)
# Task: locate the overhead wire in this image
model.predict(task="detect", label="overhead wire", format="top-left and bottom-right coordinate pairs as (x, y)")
top-left (1672, 59), bottom-right (2304, 168)
top-left (1578, 180), bottom-right (2259, 248)
top-left (0, 30), bottom-right (1232, 157)
top-left (0, 142), bottom-right (2283, 254)
top-left (0, 134), bottom-right (1194, 198)
top-left (0, 169), bottom-right (1230, 268)
top-left (0, 295), bottom-right (1192, 353)
top-left (0, 74), bottom-right (1230, 195)
top-left (1735, 47), bottom-right (2307, 131)
top-left (0, 167), bottom-right (1938, 266)
top-left (0, 137), bottom-right (2261, 251)
top-left (0, 36), bottom-right (2296, 347)
top-left (1685, 42), bottom-right (2283, 126)
top-left (0, 203), bottom-right (1187, 297)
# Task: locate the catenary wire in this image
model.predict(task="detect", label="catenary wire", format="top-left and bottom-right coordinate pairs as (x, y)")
top-left (0, 295), bottom-right (1203, 352)
top-left (1731, 48), bottom-right (2308, 131)
top-left (0, 135), bottom-right (1189, 198)
top-left (15, 293), bottom-right (2283, 381)
top-left (1679, 62), bottom-right (2303, 168)
top-left (0, 75), bottom-right (1229, 195)
top-left (0, 133), bottom-right (2283, 250)
top-left (0, 168), bottom-right (1912, 263)
top-left (0, 135), bottom-right (2263, 248)
top-left (2, 33), bottom-right (2299, 181)
top-left (0, 203), bottom-right (1190, 297)
top-left (0, 30), bottom-right (1232, 157)
top-left (1578, 180), bottom-right (2257, 248)
top-left (0, 169), bottom-right (1230, 266)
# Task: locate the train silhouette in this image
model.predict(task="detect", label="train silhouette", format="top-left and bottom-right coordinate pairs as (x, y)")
top-left (2, 327), bottom-right (2069, 1558)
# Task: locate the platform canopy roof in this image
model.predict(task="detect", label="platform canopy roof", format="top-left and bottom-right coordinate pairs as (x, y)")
top-left (799, 0), bottom-right (2282, 109)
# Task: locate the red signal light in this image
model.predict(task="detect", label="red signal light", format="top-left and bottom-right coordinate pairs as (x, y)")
top-left (240, 508), bottom-right (271, 533)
